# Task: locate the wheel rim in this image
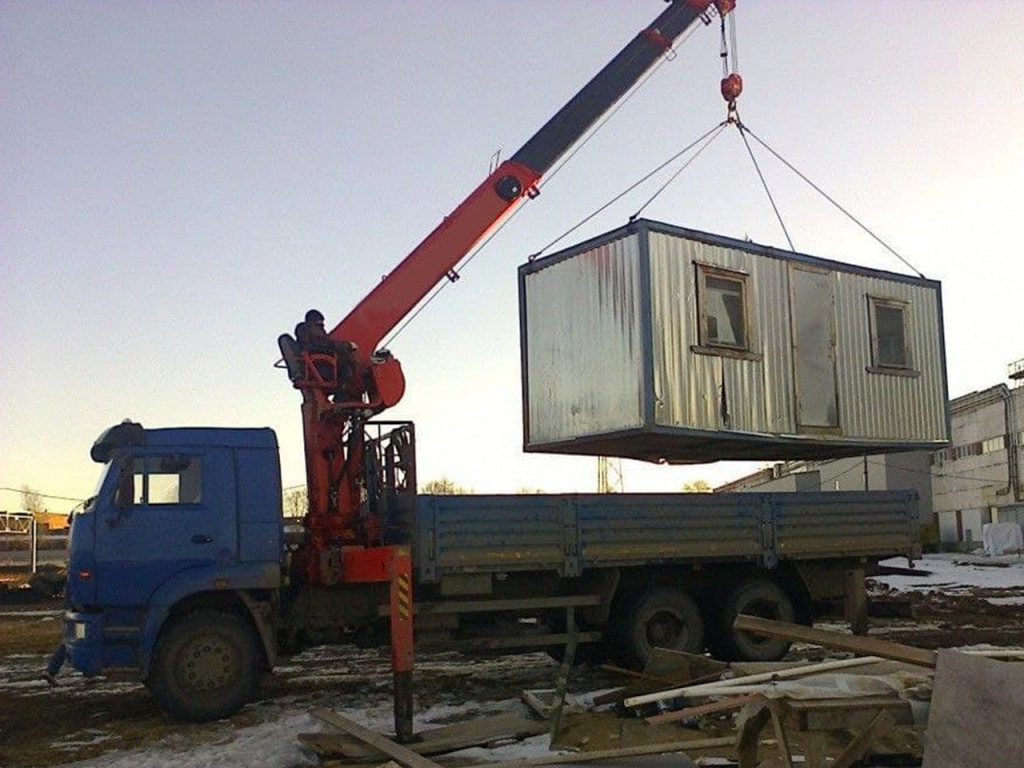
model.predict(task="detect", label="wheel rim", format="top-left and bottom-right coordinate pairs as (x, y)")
top-left (178, 635), bottom-right (239, 694)
top-left (645, 609), bottom-right (688, 649)
top-left (740, 597), bottom-right (783, 647)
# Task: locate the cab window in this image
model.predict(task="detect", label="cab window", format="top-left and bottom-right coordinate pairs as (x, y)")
top-left (117, 455), bottom-right (203, 506)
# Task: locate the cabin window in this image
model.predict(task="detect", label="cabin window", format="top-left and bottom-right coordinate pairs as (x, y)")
top-left (697, 265), bottom-right (749, 351)
top-left (119, 455), bottom-right (203, 506)
top-left (869, 297), bottom-right (910, 369)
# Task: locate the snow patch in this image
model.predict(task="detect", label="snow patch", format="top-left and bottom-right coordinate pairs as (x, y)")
top-left (871, 554), bottom-right (1024, 594)
top-left (53, 712), bottom-right (319, 768)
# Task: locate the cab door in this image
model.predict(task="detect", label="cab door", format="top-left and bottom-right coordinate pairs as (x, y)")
top-left (94, 448), bottom-right (237, 606)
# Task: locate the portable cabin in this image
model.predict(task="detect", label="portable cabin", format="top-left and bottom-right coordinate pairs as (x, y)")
top-left (518, 219), bottom-right (949, 463)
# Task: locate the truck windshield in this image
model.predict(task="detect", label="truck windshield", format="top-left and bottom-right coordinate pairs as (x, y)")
top-left (80, 463), bottom-right (112, 513)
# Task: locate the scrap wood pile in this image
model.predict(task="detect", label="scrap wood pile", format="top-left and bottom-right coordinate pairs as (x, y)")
top-left (301, 614), bottom-right (1024, 768)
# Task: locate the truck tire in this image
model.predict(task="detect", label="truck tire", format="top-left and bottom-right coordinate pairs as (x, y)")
top-left (147, 609), bottom-right (261, 722)
top-left (617, 587), bottom-right (704, 669)
top-left (709, 579), bottom-right (795, 662)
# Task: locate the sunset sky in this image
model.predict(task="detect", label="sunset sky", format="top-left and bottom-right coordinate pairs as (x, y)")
top-left (3, 1), bottom-right (1023, 513)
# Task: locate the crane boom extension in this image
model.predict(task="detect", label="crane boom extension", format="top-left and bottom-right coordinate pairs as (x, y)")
top-left (288, 0), bottom-right (728, 588)
top-left (331, 0), bottom-right (720, 361)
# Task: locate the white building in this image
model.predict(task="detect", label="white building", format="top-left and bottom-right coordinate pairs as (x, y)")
top-left (717, 359), bottom-right (1024, 547)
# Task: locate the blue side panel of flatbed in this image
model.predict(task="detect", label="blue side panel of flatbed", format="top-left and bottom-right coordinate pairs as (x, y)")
top-left (414, 491), bottom-right (918, 583)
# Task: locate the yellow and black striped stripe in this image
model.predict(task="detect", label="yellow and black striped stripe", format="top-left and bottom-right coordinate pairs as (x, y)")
top-left (395, 573), bottom-right (412, 622)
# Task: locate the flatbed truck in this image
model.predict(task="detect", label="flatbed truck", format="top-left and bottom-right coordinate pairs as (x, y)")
top-left (63, 419), bottom-right (918, 721)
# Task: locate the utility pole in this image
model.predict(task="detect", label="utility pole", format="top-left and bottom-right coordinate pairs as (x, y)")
top-left (597, 457), bottom-right (624, 493)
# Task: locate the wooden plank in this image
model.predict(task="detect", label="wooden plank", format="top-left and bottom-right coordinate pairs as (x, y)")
top-left (767, 700), bottom-right (794, 768)
top-left (787, 695), bottom-right (908, 712)
top-left (590, 687), bottom-right (626, 706)
top-left (601, 664), bottom-right (724, 689)
top-left (804, 732), bottom-right (827, 768)
top-left (624, 655), bottom-right (884, 707)
top-left (645, 692), bottom-right (761, 725)
top-left (736, 704), bottom-right (773, 768)
top-left (549, 606), bottom-right (577, 740)
top-left (522, 689), bottom-right (563, 720)
top-left (310, 709), bottom-right (444, 768)
top-left (458, 737), bottom-right (736, 768)
top-left (832, 710), bottom-right (895, 768)
top-left (736, 697), bottom-right (793, 768)
top-left (300, 712), bottom-right (546, 759)
top-left (922, 649), bottom-right (1024, 768)
top-left (733, 614), bottom-right (937, 668)
top-left (644, 647), bottom-right (727, 681)
top-left (600, 664), bottom-right (679, 686)
top-left (844, 565), bottom-right (869, 635)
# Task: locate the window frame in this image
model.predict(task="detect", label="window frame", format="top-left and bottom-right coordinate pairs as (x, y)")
top-left (120, 454), bottom-right (203, 507)
top-left (693, 263), bottom-right (755, 358)
top-left (867, 295), bottom-right (916, 375)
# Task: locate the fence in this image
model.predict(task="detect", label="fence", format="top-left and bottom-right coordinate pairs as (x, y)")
top-left (0, 516), bottom-right (68, 573)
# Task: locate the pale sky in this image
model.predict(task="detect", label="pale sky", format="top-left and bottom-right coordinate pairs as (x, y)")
top-left (3, 1), bottom-right (1024, 514)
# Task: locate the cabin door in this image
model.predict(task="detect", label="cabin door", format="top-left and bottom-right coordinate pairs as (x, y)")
top-left (789, 264), bottom-right (840, 431)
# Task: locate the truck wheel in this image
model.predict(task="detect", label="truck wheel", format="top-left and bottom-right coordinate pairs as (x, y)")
top-left (147, 609), bottom-right (261, 722)
top-left (710, 579), bottom-right (795, 662)
top-left (619, 587), bottom-right (704, 669)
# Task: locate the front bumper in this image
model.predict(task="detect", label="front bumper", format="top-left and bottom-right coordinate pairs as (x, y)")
top-left (63, 611), bottom-right (105, 677)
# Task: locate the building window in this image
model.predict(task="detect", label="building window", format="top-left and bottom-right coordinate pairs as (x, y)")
top-left (982, 436), bottom-right (1007, 454)
top-left (697, 265), bottom-right (749, 350)
top-left (868, 297), bottom-right (910, 369)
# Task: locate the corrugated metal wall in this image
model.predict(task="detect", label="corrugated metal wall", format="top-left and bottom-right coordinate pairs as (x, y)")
top-left (648, 233), bottom-right (793, 434)
top-left (832, 273), bottom-right (946, 441)
top-left (647, 231), bottom-right (946, 443)
top-left (523, 234), bottom-right (645, 443)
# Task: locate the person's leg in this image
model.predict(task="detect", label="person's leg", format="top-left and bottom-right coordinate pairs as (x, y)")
top-left (43, 644), bottom-right (66, 685)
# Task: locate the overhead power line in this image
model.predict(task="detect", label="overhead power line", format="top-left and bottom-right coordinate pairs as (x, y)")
top-left (0, 486), bottom-right (85, 503)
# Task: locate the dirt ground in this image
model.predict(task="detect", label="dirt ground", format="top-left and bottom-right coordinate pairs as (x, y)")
top-left (1, 580), bottom-right (1022, 768)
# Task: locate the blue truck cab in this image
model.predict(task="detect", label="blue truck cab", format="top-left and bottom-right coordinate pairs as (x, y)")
top-left (63, 421), bottom-right (284, 720)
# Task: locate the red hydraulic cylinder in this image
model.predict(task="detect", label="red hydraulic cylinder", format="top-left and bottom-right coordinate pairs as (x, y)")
top-left (341, 545), bottom-right (415, 742)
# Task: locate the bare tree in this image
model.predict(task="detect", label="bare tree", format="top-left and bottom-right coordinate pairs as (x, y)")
top-left (421, 477), bottom-right (468, 495)
top-left (681, 479), bottom-right (712, 493)
top-left (20, 485), bottom-right (45, 515)
top-left (283, 487), bottom-right (308, 517)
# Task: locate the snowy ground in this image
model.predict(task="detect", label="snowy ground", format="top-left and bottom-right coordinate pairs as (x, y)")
top-left (872, 553), bottom-right (1024, 598)
top-left (2, 554), bottom-right (1022, 767)
top-left (0, 632), bottom-right (650, 768)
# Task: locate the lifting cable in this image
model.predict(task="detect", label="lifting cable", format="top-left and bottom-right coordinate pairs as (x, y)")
top-left (735, 115), bottom-right (795, 251)
top-left (627, 122), bottom-right (728, 222)
top-left (382, 11), bottom-right (719, 349)
top-left (738, 124), bottom-right (926, 278)
top-left (716, 9), bottom-right (794, 251)
top-left (531, 120), bottom-right (729, 260)
top-left (716, 8), bottom-right (924, 279)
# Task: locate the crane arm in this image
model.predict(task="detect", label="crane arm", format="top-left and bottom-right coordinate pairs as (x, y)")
top-left (331, 0), bottom-right (725, 360)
